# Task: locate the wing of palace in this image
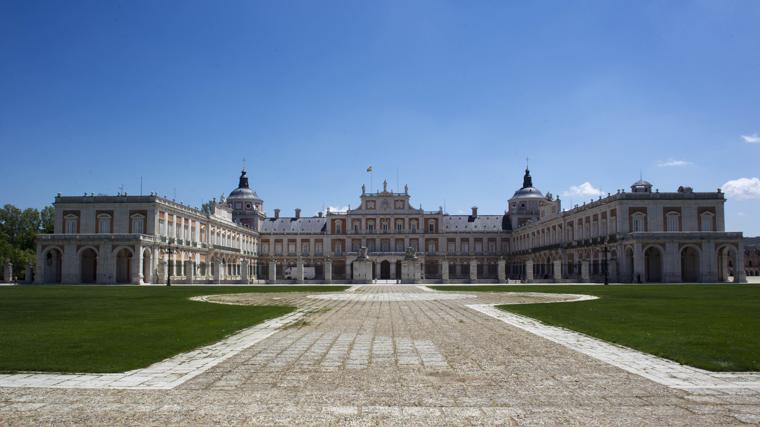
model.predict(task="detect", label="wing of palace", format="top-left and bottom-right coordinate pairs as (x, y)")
top-left (34, 167), bottom-right (747, 284)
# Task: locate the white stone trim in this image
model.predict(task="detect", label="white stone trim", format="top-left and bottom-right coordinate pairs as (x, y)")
top-left (468, 304), bottom-right (760, 393)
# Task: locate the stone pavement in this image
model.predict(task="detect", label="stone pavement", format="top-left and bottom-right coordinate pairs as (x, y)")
top-left (1, 285), bottom-right (759, 425)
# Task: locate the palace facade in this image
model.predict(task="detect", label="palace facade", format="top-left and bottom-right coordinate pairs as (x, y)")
top-left (34, 167), bottom-right (747, 284)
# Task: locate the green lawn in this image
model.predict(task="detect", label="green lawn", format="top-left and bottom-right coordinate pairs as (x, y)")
top-left (430, 285), bottom-right (760, 372)
top-left (0, 285), bottom-right (346, 373)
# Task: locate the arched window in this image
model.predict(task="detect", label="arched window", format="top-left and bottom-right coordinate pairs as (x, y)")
top-left (65, 214), bottom-right (78, 234)
top-left (131, 214), bottom-right (145, 234)
top-left (700, 212), bottom-right (714, 232)
top-left (632, 213), bottom-right (646, 232)
top-left (666, 212), bottom-right (680, 232)
top-left (97, 214), bottom-right (111, 233)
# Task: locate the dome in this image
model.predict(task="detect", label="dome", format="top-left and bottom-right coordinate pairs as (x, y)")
top-left (228, 170), bottom-right (262, 202)
top-left (510, 168), bottom-right (544, 199)
top-left (512, 186), bottom-right (544, 199)
top-left (631, 178), bottom-right (653, 193)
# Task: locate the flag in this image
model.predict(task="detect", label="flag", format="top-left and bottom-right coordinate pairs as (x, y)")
top-left (366, 166), bottom-right (373, 172)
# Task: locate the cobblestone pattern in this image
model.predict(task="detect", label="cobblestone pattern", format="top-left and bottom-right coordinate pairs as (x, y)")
top-left (1, 285), bottom-right (759, 425)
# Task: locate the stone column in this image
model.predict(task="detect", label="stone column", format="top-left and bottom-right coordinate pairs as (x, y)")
top-left (581, 260), bottom-right (590, 282)
top-left (701, 240), bottom-right (717, 282)
top-left (469, 259), bottom-right (478, 283)
top-left (497, 259), bottom-right (506, 283)
top-left (213, 259), bottom-right (222, 283)
top-left (390, 261), bottom-right (397, 280)
top-left (98, 242), bottom-right (113, 284)
top-left (62, 242), bottom-right (78, 284)
top-left (268, 260), bottom-right (277, 284)
top-left (324, 260), bottom-right (332, 284)
top-left (241, 259), bottom-right (249, 283)
top-left (441, 259), bottom-right (449, 284)
top-left (553, 259), bottom-right (562, 282)
top-left (525, 259), bottom-right (534, 282)
top-left (663, 241), bottom-right (680, 283)
top-left (188, 261), bottom-right (195, 284)
top-left (132, 245), bottom-right (144, 285)
top-left (609, 258), bottom-right (618, 282)
top-left (633, 242), bottom-right (644, 283)
top-left (735, 241), bottom-right (747, 283)
top-left (35, 246), bottom-right (45, 284)
top-left (296, 258), bottom-right (305, 283)
top-left (160, 259), bottom-right (169, 284)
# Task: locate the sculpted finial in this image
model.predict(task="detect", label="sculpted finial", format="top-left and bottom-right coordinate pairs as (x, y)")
top-left (383, 180), bottom-right (388, 192)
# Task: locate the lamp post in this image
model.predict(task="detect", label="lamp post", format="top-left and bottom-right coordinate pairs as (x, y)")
top-left (164, 244), bottom-right (176, 287)
top-left (603, 244), bottom-right (609, 285)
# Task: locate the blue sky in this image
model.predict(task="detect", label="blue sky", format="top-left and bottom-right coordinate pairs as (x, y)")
top-left (1, 1), bottom-right (759, 235)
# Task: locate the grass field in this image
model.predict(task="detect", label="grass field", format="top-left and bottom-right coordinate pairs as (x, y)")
top-left (430, 285), bottom-right (760, 372)
top-left (0, 285), bottom-right (346, 373)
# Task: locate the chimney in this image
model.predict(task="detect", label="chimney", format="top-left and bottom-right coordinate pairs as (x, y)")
top-left (274, 208), bottom-right (280, 219)
top-left (295, 208), bottom-right (301, 219)
top-left (471, 206), bottom-right (478, 218)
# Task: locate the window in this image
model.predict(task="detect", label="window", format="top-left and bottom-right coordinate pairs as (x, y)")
top-left (382, 221), bottom-right (389, 232)
top-left (159, 219), bottom-right (166, 236)
top-left (335, 222), bottom-right (342, 233)
top-left (262, 243), bottom-right (269, 255)
top-left (666, 212), bottom-right (680, 232)
top-left (301, 242), bottom-right (310, 256)
top-left (131, 214), bottom-right (145, 234)
top-left (447, 242), bottom-right (456, 254)
top-left (65, 215), bottom-right (78, 234)
top-left (700, 212), bottom-right (714, 232)
top-left (428, 222), bottom-right (435, 233)
top-left (368, 223), bottom-right (375, 232)
top-left (288, 242), bottom-right (296, 255)
top-left (632, 213), bottom-right (646, 232)
top-left (461, 241), bottom-right (469, 254)
top-left (97, 214), bottom-right (111, 233)
top-left (396, 222), bottom-right (403, 232)
top-left (427, 240), bottom-right (435, 255)
top-left (315, 241), bottom-right (323, 255)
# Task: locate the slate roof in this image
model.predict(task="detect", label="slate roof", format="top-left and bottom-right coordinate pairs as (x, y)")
top-left (259, 217), bottom-right (327, 234)
top-left (442, 215), bottom-right (510, 232)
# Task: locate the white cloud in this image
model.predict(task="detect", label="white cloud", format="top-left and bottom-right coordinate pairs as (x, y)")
top-left (721, 177), bottom-right (760, 200)
top-left (657, 159), bottom-right (692, 167)
top-left (741, 134), bottom-right (760, 144)
top-left (563, 182), bottom-right (603, 199)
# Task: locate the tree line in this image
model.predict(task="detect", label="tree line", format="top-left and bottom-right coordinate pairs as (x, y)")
top-left (0, 204), bottom-right (55, 279)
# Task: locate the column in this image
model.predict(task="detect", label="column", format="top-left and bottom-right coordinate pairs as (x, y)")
top-left (701, 240), bottom-right (717, 282)
top-left (268, 261), bottom-right (277, 284)
top-left (663, 241), bottom-right (680, 283)
top-left (241, 259), bottom-right (249, 283)
top-left (98, 242), bottom-right (113, 283)
top-left (390, 261), bottom-right (397, 280)
top-left (296, 258), bottom-right (304, 283)
top-left (735, 241), bottom-right (747, 283)
top-left (324, 260), bottom-right (332, 283)
top-left (553, 259), bottom-right (562, 282)
top-left (188, 260), bottom-right (195, 284)
top-left (35, 245), bottom-right (45, 284)
top-left (609, 257), bottom-right (618, 282)
top-left (525, 259), bottom-right (534, 282)
top-left (469, 259), bottom-right (478, 282)
top-left (633, 242), bottom-right (645, 283)
top-left (213, 259), bottom-right (222, 283)
top-left (132, 244), bottom-right (143, 284)
top-left (497, 259), bottom-right (506, 283)
top-left (441, 259), bottom-right (449, 284)
top-left (62, 242), bottom-right (78, 284)
top-left (581, 259), bottom-right (590, 283)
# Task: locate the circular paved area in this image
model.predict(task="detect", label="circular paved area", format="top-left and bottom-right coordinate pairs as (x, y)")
top-left (1, 285), bottom-right (758, 425)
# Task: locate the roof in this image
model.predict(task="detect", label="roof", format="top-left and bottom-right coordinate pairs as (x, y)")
top-left (259, 217), bottom-right (327, 234)
top-left (511, 186), bottom-right (544, 199)
top-left (228, 187), bottom-right (262, 201)
top-left (632, 179), bottom-right (652, 187)
top-left (442, 215), bottom-right (509, 232)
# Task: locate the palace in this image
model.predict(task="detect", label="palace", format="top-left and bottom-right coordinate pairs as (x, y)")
top-left (34, 167), bottom-right (747, 284)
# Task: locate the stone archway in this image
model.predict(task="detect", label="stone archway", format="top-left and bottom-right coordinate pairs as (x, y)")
top-left (43, 247), bottom-right (63, 284)
top-left (380, 260), bottom-right (391, 280)
top-left (79, 247), bottom-right (98, 284)
top-left (644, 246), bottom-right (663, 283)
top-left (716, 244), bottom-right (743, 283)
top-left (680, 246), bottom-right (700, 283)
top-left (115, 247), bottom-right (133, 284)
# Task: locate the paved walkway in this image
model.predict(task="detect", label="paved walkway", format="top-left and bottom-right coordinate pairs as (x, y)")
top-left (1, 285), bottom-right (759, 425)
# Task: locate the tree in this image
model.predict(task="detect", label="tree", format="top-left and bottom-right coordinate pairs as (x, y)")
top-left (0, 204), bottom-right (55, 279)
